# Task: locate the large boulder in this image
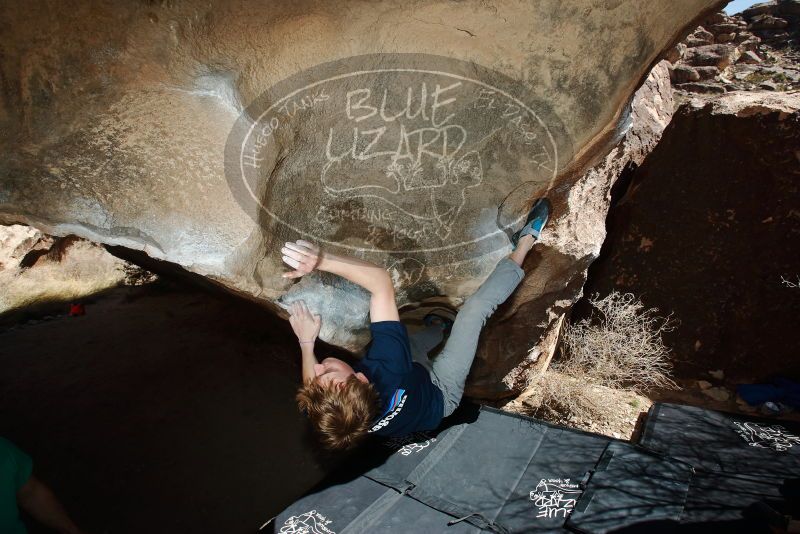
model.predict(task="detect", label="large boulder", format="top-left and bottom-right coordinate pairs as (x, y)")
top-left (580, 92), bottom-right (800, 382)
top-left (0, 0), bottom-right (723, 396)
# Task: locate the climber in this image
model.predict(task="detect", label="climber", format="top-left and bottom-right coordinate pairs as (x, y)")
top-left (282, 198), bottom-right (552, 450)
top-left (0, 436), bottom-right (86, 534)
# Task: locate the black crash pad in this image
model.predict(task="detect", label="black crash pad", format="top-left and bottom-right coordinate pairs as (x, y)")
top-left (267, 403), bottom-right (799, 533)
top-left (639, 403), bottom-right (800, 530)
top-left (566, 442), bottom-right (694, 533)
top-left (639, 402), bottom-right (800, 480)
top-left (267, 405), bottom-right (612, 533)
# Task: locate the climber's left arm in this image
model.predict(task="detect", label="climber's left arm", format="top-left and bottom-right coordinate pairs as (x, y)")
top-left (288, 299), bottom-right (322, 383)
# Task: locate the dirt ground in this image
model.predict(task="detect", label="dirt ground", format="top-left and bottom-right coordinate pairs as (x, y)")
top-left (0, 281), bottom-right (350, 534)
top-left (501, 372), bottom-right (800, 444)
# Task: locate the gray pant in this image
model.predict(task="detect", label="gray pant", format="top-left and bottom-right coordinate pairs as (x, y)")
top-left (407, 257), bottom-right (525, 418)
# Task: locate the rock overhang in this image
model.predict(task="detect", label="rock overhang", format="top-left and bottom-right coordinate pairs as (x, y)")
top-left (0, 0), bottom-right (725, 393)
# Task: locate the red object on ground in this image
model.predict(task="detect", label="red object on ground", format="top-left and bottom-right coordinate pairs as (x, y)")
top-left (69, 303), bottom-right (85, 316)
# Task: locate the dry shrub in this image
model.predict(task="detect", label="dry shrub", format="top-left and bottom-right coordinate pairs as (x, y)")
top-left (527, 291), bottom-right (676, 425)
top-left (557, 291), bottom-right (677, 391)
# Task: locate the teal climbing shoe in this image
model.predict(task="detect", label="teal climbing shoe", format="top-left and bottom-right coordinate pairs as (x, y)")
top-left (511, 198), bottom-right (552, 250)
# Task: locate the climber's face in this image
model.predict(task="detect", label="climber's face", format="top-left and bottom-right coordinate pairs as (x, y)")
top-left (314, 357), bottom-right (368, 388)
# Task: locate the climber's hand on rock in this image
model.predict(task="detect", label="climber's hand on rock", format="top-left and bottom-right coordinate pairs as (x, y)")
top-left (281, 240), bottom-right (321, 279)
top-left (288, 299), bottom-right (321, 343)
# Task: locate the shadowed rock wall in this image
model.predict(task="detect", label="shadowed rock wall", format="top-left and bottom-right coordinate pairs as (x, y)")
top-left (0, 0), bottom-right (722, 396)
top-left (580, 92), bottom-right (800, 382)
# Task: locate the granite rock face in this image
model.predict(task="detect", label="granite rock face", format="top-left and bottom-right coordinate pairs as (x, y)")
top-left (580, 91), bottom-right (800, 382)
top-left (0, 0), bottom-right (721, 396)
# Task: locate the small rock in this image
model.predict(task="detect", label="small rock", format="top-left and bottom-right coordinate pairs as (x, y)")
top-left (709, 369), bottom-right (725, 380)
top-left (710, 23), bottom-right (741, 34)
top-left (754, 29), bottom-right (790, 41)
top-left (738, 36), bottom-right (762, 51)
top-left (737, 50), bottom-right (762, 64)
top-left (715, 32), bottom-right (736, 43)
top-left (694, 340), bottom-right (702, 351)
top-left (685, 35), bottom-right (713, 48)
top-left (742, 1), bottom-right (778, 20)
top-left (760, 80), bottom-right (778, 90)
top-left (697, 380), bottom-right (713, 390)
top-left (695, 66), bottom-right (720, 80)
top-left (702, 387), bottom-right (731, 402)
top-left (675, 82), bottom-right (727, 94)
top-left (748, 14), bottom-right (789, 30)
top-left (684, 44), bottom-right (739, 68)
top-left (693, 26), bottom-right (715, 42)
top-left (670, 64), bottom-right (700, 83)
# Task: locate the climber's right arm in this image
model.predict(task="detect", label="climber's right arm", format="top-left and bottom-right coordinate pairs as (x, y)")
top-left (281, 239), bottom-right (399, 321)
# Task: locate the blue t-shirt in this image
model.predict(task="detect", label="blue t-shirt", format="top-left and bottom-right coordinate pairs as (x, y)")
top-left (354, 321), bottom-right (444, 437)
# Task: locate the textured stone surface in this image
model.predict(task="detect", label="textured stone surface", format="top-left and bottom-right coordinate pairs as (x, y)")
top-left (670, 7), bottom-right (800, 95)
top-left (749, 14), bottom-right (790, 29)
top-left (483, 60), bottom-right (675, 398)
top-left (684, 44), bottom-right (740, 68)
top-left (0, 0), bottom-right (721, 395)
top-left (671, 64), bottom-right (701, 83)
top-left (0, 225), bottom-right (128, 317)
top-left (742, 2), bottom-right (780, 19)
top-left (580, 91), bottom-right (800, 382)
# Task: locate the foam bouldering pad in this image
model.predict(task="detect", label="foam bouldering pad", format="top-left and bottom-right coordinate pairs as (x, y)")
top-left (638, 402), bottom-right (800, 531)
top-left (268, 403), bottom-right (800, 533)
top-left (265, 404), bottom-right (612, 533)
top-left (639, 403), bottom-right (800, 480)
top-left (566, 442), bottom-right (693, 533)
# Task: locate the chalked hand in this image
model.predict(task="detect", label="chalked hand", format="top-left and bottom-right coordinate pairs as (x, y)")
top-left (281, 240), bottom-right (321, 279)
top-left (289, 299), bottom-right (321, 344)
